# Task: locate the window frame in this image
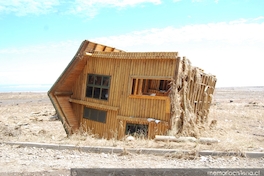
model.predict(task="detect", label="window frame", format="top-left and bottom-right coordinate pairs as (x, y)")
top-left (85, 74), bottom-right (111, 100)
top-left (130, 76), bottom-right (172, 97)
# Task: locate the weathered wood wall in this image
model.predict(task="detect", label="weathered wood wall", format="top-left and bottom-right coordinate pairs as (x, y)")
top-left (71, 54), bottom-right (179, 139)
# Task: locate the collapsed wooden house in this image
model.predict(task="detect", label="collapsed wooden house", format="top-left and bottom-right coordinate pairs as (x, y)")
top-left (48, 40), bottom-right (217, 139)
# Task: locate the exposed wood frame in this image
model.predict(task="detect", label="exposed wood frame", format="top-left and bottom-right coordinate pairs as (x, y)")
top-left (54, 92), bottom-right (73, 96)
top-left (133, 78), bottom-right (138, 95)
top-left (137, 79), bottom-right (143, 95)
top-left (130, 76), bottom-right (173, 96)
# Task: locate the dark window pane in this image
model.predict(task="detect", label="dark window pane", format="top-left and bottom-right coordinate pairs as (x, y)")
top-left (131, 79), bottom-right (136, 94)
top-left (95, 76), bottom-right (102, 85)
top-left (159, 80), bottom-right (164, 90)
top-left (83, 107), bottom-right (107, 123)
top-left (93, 88), bottom-right (100, 99)
top-left (83, 107), bottom-right (90, 119)
top-left (86, 86), bottom-right (93, 97)
top-left (88, 75), bottom-right (95, 85)
top-left (90, 108), bottom-right (98, 121)
top-left (102, 77), bottom-right (109, 87)
top-left (98, 111), bottom-right (107, 123)
top-left (101, 89), bottom-right (109, 100)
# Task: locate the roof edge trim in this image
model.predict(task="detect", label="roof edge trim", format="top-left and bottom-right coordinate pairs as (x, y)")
top-left (48, 40), bottom-right (89, 94)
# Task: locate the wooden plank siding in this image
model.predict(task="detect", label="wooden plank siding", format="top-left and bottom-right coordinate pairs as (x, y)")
top-left (48, 93), bottom-right (72, 135)
top-left (55, 95), bottom-right (79, 132)
top-left (71, 54), bottom-right (179, 139)
top-left (80, 109), bottom-right (118, 139)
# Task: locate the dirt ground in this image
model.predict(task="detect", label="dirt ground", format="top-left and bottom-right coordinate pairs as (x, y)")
top-left (0, 87), bottom-right (263, 175)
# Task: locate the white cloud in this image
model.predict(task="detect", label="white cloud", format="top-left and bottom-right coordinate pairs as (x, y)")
top-left (0, 0), bottom-right (60, 16)
top-left (93, 17), bottom-right (264, 49)
top-left (1, 17), bottom-right (263, 87)
top-left (0, 0), bottom-right (161, 17)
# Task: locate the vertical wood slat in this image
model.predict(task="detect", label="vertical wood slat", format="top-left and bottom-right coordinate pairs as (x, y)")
top-left (138, 79), bottom-right (143, 95)
top-left (199, 76), bottom-right (209, 113)
top-left (133, 78), bottom-right (138, 95)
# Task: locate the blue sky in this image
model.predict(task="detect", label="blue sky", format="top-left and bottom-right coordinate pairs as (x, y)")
top-left (0, 0), bottom-right (264, 89)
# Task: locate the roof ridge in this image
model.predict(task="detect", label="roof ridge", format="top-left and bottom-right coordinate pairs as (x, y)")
top-left (88, 51), bottom-right (179, 59)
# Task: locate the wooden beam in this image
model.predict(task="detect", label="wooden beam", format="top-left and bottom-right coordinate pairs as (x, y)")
top-left (143, 79), bottom-right (149, 94)
top-left (117, 115), bottom-right (149, 123)
top-left (133, 78), bottom-right (138, 95)
top-left (137, 79), bottom-right (143, 95)
top-left (130, 75), bottom-right (173, 80)
top-left (69, 98), bottom-right (119, 111)
top-left (54, 92), bottom-right (73, 96)
top-left (129, 95), bottom-right (169, 101)
top-left (117, 115), bottom-right (169, 125)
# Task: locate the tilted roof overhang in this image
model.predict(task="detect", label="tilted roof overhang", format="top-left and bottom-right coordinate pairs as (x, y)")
top-left (48, 40), bottom-right (124, 94)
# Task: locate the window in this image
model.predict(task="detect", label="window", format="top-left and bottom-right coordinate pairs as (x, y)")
top-left (86, 74), bottom-right (110, 100)
top-left (83, 107), bottom-right (107, 123)
top-left (131, 78), bottom-right (171, 96)
top-left (126, 123), bottom-right (148, 137)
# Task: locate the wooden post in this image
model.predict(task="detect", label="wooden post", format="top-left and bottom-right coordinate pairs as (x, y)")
top-left (138, 79), bottom-right (143, 95)
top-left (133, 78), bottom-right (138, 95)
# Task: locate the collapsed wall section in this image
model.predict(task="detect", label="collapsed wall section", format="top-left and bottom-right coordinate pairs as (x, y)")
top-left (169, 57), bottom-right (217, 137)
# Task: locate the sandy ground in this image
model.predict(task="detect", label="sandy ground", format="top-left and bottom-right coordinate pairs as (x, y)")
top-left (0, 87), bottom-right (264, 175)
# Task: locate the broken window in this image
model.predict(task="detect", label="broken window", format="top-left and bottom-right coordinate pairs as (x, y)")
top-left (125, 123), bottom-right (148, 137)
top-left (83, 107), bottom-right (107, 123)
top-left (131, 78), bottom-right (171, 96)
top-left (86, 74), bottom-right (110, 100)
